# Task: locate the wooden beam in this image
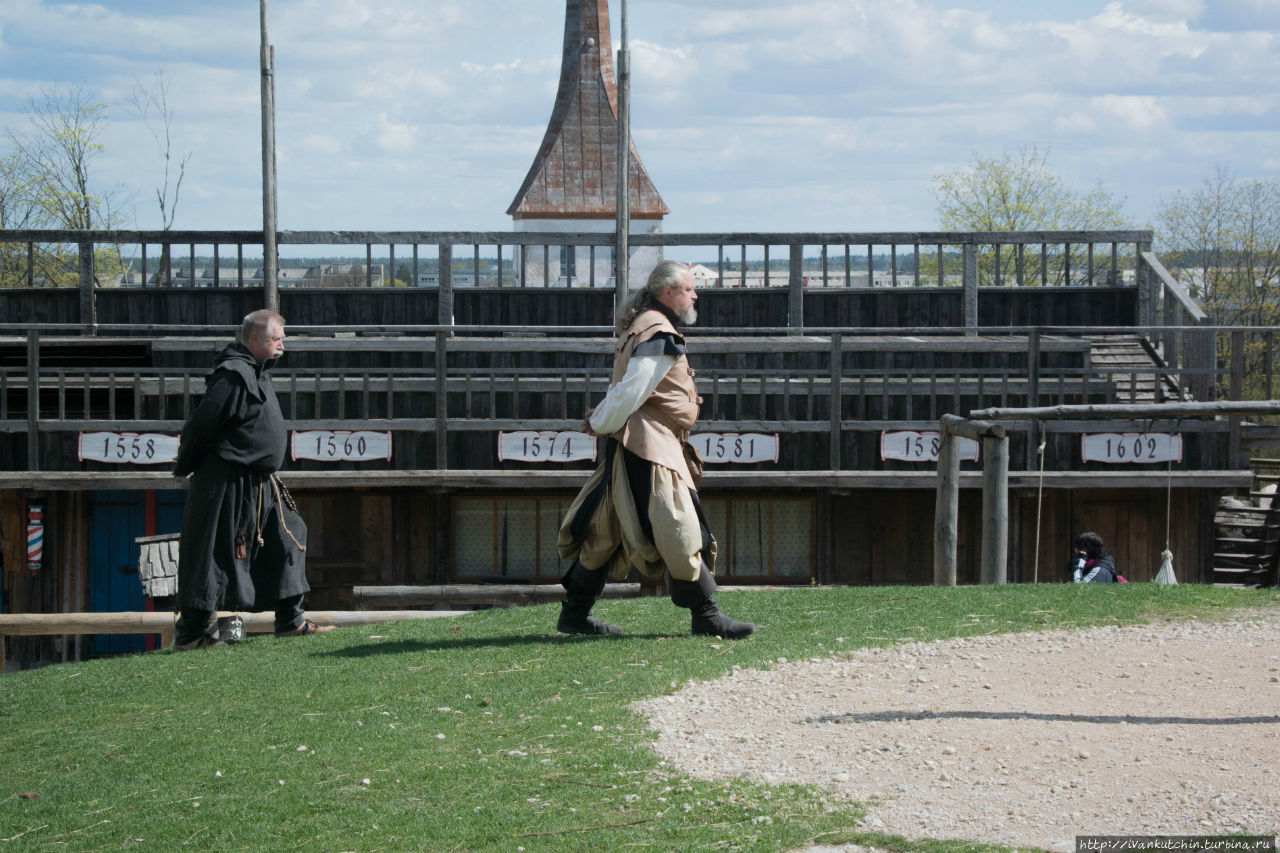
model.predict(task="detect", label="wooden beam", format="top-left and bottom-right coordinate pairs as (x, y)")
top-left (971, 401), bottom-right (1280, 420)
top-left (353, 583), bottom-right (642, 607)
top-left (0, 469), bottom-right (1254, 492)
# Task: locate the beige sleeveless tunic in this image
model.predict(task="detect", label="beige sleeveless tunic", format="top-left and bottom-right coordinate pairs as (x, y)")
top-left (612, 310), bottom-right (701, 490)
top-left (555, 310), bottom-right (715, 582)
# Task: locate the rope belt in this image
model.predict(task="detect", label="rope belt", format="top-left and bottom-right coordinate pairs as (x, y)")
top-left (255, 473), bottom-right (307, 553)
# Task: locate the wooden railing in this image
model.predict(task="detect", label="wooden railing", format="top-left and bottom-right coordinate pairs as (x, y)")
top-left (0, 228), bottom-right (1153, 331)
top-left (3, 321), bottom-right (1267, 476)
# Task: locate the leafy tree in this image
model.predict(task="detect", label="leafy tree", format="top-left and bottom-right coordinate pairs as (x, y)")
top-left (1158, 167), bottom-right (1280, 328)
top-left (929, 145), bottom-right (1131, 286)
top-left (3, 85), bottom-right (127, 287)
top-left (1158, 168), bottom-right (1280, 403)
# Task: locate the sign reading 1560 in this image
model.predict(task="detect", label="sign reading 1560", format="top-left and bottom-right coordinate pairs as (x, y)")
top-left (291, 430), bottom-right (392, 461)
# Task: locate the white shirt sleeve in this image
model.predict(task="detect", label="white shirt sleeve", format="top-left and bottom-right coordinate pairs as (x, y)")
top-left (588, 354), bottom-right (676, 436)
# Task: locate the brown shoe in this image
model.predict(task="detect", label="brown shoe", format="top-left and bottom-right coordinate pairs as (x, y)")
top-left (274, 619), bottom-right (337, 638)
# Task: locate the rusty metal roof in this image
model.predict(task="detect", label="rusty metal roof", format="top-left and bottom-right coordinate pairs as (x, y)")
top-left (507, 0), bottom-right (668, 220)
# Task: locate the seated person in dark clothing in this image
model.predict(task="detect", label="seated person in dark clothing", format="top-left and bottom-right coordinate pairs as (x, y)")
top-left (1071, 532), bottom-right (1120, 583)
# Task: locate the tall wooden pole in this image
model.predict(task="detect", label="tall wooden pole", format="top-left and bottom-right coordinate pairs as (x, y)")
top-left (614, 0), bottom-right (630, 312)
top-left (933, 423), bottom-right (958, 586)
top-left (260, 0), bottom-right (279, 311)
top-left (980, 432), bottom-right (1009, 584)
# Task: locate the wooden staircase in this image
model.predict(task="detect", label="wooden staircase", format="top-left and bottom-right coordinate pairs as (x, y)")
top-left (1211, 486), bottom-right (1280, 588)
top-left (1088, 335), bottom-right (1188, 403)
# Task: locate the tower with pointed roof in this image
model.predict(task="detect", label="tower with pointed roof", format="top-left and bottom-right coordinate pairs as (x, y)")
top-left (508, 0), bottom-right (668, 289)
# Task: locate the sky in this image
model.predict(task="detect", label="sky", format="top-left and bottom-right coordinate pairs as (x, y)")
top-left (0, 0), bottom-right (1278, 237)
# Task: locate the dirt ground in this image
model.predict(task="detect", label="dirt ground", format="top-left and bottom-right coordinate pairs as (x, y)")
top-left (634, 608), bottom-right (1280, 851)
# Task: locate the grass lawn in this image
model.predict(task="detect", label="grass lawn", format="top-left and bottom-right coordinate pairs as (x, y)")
top-left (1, 583), bottom-right (1276, 852)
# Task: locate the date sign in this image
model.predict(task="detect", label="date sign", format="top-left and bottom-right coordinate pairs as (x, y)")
top-left (1082, 432), bottom-right (1182, 464)
top-left (881, 430), bottom-right (979, 463)
top-left (689, 433), bottom-right (779, 464)
top-left (79, 432), bottom-right (178, 464)
top-left (499, 431), bottom-right (596, 462)
top-left (292, 430), bottom-right (392, 462)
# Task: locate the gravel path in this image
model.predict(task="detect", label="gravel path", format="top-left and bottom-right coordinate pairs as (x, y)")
top-left (634, 609), bottom-right (1280, 851)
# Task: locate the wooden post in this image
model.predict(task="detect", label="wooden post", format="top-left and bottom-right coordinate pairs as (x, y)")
top-left (1136, 239), bottom-right (1153, 327)
top-left (435, 332), bottom-right (448, 469)
top-left (438, 242), bottom-right (453, 325)
top-left (935, 414), bottom-right (1006, 586)
top-left (77, 240), bottom-right (95, 330)
top-left (26, 330), bottom-right (39, 472)
top-left (933, 421), bottom-right (959, 586)
top-left (1230, 330), bottom-right (1244, 468)
top-left (615, 0), bottom-right (631, 310)
top-left (260, 0), bottom-right (279, 311)
top-left (788, 243), bottom-right (804, 334)
top-left (436, 243), bottom-right (453, 469)
top-left (829, 332), bottom-right (842, 470)
top-left (980, 432), bottom-right (1009, 584)
top-left (962, 242), bottom-right (978, 333)
top-left (1025, 328), bottom-right (1041, 470)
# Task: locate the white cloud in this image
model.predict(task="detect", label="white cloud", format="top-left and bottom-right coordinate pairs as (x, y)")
top-left (371, 113), bottom-right (416, 154)
top-left (2, 0), bottom-right (1277, 233)
top-left (1091, 94), bottom-right (1168, 130)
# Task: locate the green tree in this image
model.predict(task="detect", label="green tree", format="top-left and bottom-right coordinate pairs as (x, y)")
top-left (1158, 168), bottom-right (1280, 403)
top-left (929, 145), bottom-right (1131, 286)
top-left (4, 85), bottom-right (126, 287)
top-left (1158, 167), bottom-right (1280, 328)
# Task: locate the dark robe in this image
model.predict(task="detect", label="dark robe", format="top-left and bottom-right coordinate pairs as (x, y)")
top-left (174, 343), bottom-right (308, 611)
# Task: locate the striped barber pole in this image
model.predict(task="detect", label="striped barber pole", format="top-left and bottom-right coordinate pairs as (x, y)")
top-left (26, 504), bottom-right (43, 573)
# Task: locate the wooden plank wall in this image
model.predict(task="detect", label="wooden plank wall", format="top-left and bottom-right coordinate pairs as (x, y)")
top-left (0, 285), bottom-right (1139, 331)
top-left (0, 490), bottom-right (88, 668)
top-left (290, 491), bottom-right (437, 610)
top-left (1011, 487), bottom-right (1212, 584)
top-left (829, 491), bottom-right (983, 584)
top-left (0, 289), bottom-right (77, 324)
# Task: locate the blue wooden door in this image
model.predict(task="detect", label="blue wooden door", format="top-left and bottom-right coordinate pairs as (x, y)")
top-left (88, 490), bottom-right (185, 654)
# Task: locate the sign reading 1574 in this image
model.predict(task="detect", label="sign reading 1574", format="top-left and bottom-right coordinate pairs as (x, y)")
top-left (499, 431), bottom-right (597, 462)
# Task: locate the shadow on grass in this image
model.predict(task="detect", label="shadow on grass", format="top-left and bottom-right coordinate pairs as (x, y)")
top-left (317, 632), bottom-right (676, 658)
top-left (806, 709), bottom-right (1280, 726)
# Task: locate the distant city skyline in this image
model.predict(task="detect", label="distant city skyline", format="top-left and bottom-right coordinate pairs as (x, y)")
top-left (1, 0), bottom-right (1277, 237)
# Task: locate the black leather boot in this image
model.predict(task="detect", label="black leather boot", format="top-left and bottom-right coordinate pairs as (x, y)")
top-left (670, 567), bottom-right (755, 639)
top-left (557, 561), bottom-right (622, 636)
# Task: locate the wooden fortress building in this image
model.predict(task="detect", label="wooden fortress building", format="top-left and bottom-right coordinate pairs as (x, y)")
top-left (1, 0), bottom-right (1276, 668)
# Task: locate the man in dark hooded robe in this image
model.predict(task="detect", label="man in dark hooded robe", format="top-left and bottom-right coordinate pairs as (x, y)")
top-left (171, 309), bottom-right (334, 649)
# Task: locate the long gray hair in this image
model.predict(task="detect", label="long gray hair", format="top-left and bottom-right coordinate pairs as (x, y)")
top-left (615, 260), bottom-right (689, 334)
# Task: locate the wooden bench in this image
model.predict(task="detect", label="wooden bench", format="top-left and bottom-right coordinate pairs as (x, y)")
top-left (0, 609), bottom-right (465, 671)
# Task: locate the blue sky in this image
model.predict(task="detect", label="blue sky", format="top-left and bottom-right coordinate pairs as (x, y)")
top-left (1, 0), bottom-right (1277, 235)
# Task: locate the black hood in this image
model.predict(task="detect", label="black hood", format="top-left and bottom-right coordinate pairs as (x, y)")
top-left (211, 342), bottom-right (268, 401)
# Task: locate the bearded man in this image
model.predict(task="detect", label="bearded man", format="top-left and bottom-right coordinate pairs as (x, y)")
top-left (556, 261), bottom-right (755, 639)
